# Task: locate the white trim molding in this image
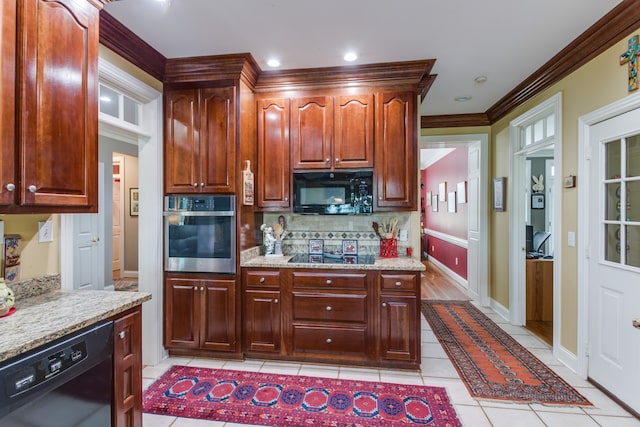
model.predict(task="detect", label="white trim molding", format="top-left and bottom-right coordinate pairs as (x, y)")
top-left (423, 228), bottom-right (468, 249)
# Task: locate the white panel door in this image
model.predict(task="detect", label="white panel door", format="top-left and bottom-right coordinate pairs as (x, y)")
top-left (73, 213), bottom-right (100, 290)
top-left (467, 142), bottom-right (481, 300)
top-left (588, 108), bottom-right (640, 413)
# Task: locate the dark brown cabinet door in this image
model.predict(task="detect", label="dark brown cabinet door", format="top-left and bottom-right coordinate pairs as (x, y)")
top-left (200, 87), bottom-right (236, 193)
top-left (334, 94), bottom-right (374, 169)
top-left (113, 307), bottom-right (143, 427)
top-left (17, 0), bottom-right (99, 209)
top-left (244, 289), bottom-right (281, 353)
top-left (0, 0), bottom-right (16, 206)
top-left (201, 279), bottom-right (237, 351)
top-left (291, 96), bottom-right (333, 169)
top-left (379, 294), bottom-right (417, 362)
top-left (375, 91), bottom-right (417, 210)
top-left (164, 277), bottom-right (200, 348)
top-left (165, 89), bottom-right (200, 193)
top-left (165, 87), bottom-right (236, 194)
top-left (257, 98), bottom-right (290, 209)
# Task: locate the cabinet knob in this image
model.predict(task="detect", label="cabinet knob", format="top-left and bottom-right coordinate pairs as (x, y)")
top-left (193, 183), bottom-right (198, 187)
top-left (335, 158), bottom-right (340, 163)
top-left (5, 183), bottom-right (15, 192)
top-left (274, 299), bottom-right (279, 304)
top-left (325, 306), bottom-right (332, 311)
top-left (201, 286), bottom-right (205, 292)
top-left (326, 279), bottom-right (332, 285)
top-left (284, 197), bottom-right (288, 201)
top-left (200, 182), bottom-right (204, 187)
top-left (28, 185), bottom-right (37, 193)
top-left (382, 302), bottom-right (387, 307)
top-left (325, 338), bottom-right (332, 344)
top-left (395, 281), bottom-right (402, 287)
top-left (325, 158), bottom-right (330, 163)
top-left (118, 331), bottom-right (126, 339)
top-left (378, 196), bottom-right (382, 200)
top-left (259, 277), bottom-right (265, 283)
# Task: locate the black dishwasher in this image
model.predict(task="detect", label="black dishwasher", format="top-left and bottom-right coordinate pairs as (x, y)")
top-left (0, 321), bottom-right (114, 427)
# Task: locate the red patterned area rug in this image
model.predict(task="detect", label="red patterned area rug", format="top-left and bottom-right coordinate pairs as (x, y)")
top-left (143, 365), bottom-right (462, 426)
top-left (421, 300), bottom-right (591, 406)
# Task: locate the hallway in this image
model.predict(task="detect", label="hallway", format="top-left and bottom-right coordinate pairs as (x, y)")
top-left (142, 262), bottom-right (639, 426)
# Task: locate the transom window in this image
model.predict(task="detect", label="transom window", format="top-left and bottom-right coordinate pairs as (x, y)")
top-left (522, 112), bottom-right (555, 148)
top-left (99, 83), bottom-right (142, 127)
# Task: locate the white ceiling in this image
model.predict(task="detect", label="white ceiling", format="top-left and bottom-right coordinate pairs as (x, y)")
top-left (104, 0), bottom-right (622, 116)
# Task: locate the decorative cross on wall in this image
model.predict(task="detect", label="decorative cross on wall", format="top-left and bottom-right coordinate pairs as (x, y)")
top-left (620, 35), bottom-right (640, 92)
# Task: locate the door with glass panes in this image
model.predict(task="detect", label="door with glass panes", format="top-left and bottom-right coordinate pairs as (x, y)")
top-left (588, 108), bottom-right (640, 414)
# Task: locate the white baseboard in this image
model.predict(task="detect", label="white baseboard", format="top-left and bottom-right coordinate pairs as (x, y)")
top-left (123, 270), bottom-right (139, 278)
top-left (427, 256), bottom-right (468, 290)
top-left (556, 345), bottom-right (584, 378)
top-left (488, 298), bottom-right (510, 322)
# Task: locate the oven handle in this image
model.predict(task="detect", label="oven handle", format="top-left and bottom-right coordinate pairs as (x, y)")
top-left (163, 211), bottom-right (234, 217)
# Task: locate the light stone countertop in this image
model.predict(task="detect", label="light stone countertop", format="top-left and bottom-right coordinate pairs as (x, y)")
top-left (0, 290), bottom-right (151, 363)
top-left (241, 251), bottom-right (426, 271)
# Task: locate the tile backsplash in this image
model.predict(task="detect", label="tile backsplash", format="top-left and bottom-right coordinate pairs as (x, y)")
top-left (262, 213), bottom-right (412, 256)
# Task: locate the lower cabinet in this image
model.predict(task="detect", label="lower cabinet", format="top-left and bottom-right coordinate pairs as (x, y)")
top-left (113, 306), bottom-right (143, 427)
top-left (241, 267), bottom-right (420, 369)
top-left (164, 274), bottom-right (239, 356)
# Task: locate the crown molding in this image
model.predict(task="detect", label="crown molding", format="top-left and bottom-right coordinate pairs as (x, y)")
top-left (99, 10), bottom-right (166, 82)
top-left (424, 0), bottom-right (640, 128)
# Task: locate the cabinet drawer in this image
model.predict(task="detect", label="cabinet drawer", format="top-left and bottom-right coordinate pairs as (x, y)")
top-left (291, 272), bottom-right (367, 289)
top-left (246, 271), bottom-right (280, 287)
top-left (292, 325), bottom-right (366, 356)
top-left (292, 293), bottom-right (366, 323)
top-left (380, 274), bottom-right (417, 291)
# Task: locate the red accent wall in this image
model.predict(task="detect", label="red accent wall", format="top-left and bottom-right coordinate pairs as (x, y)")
top-left (420, 148), bottom-right (468, 279)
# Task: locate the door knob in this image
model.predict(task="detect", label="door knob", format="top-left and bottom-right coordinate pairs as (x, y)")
top-left (633, 319), bottom-right (640, 329)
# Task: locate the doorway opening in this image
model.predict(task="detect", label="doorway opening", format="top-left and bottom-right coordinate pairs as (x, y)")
top-left (509, 93), bottom-right (562, 349)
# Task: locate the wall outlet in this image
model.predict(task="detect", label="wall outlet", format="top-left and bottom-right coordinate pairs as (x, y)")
top-left (431, 245), bottom-right (435, 252)
top-left (399, 229), bottom-right (408, 241)
top-left (455, 257), bottom-right (459, 265)
top-left (38, 220), bottom-right (53, 243)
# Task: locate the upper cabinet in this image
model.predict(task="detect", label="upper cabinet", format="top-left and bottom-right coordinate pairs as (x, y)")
top-left (1, 0), bottom-right (103, 213)
top-left (257, 98), bottom-right (290, 209)
top-left (165, 86), bottom-right (236, 194)
top-left (375, 91), bottom-right (417, 210)
top-left (291, 94), bottom-right (374, 170)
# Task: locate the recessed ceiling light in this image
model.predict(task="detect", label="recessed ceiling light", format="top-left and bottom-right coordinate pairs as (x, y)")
top-left (454, 96), bottom-right (472, 102)
top-left (344, 52), bottom-right (358, 62)
top-left (474, 75), bottom-right (488, 84)
top-left (267, 59), bottom-right (281, 68)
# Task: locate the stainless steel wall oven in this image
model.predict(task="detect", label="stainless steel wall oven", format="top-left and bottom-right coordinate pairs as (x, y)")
top-left (164, 195), bottom-right (236, 273)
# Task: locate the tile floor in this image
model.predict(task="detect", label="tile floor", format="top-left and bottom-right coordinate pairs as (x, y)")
top-left (142, 303), bottom-right (640, 427)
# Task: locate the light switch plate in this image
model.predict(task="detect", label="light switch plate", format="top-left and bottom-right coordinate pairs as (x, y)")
top-left (399, 229), bottom-right (408, 242)
top-left (38, 220), bottom-right (53, 243)
top-left (567, 231), bottom-right (575, 247)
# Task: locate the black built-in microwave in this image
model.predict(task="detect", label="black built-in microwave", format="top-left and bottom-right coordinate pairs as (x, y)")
top-left (293, 171), bottom-right (373, 214)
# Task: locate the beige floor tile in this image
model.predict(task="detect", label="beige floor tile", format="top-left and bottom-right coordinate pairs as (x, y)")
top-left (482, 406), bottom-right (546, 427)
top-left (259, 361), bottom-right (302, 375)
top-left (297, 364), bottom-right (340, 378)
top-left (421, 357), bottom-right (459, 378)
top-left (421, 377), bottom-right (479, 406)
top-left (142, 413), bottom-right (176, 427)
top-left (171, 417), bottom-right (226, 426)
top-left (337, 366), bottom-right (381, 382)
top-left (535, 410), bottom-right (600, 426)
top-left (590, 415), bottom-right (640, 426)
top-left (422, 341), bottom-right (448, 358)
top-left (455, 404), bottom-right (492, 426)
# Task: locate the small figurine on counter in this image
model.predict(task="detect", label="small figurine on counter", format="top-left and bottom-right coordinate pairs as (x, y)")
top-left (0, 278), bottom-right (15, 317)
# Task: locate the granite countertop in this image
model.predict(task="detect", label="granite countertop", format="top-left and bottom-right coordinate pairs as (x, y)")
top-left (0, 290), bottom-right (151, 363)
top-left (241, 252), bottom-right (426, 271)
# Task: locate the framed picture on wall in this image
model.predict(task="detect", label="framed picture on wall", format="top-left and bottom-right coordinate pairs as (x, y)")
top-left (493, 177), bottom-right (506, 212)
top-left (432, 195), bottom-right (439, 212)
top-left (447, 192), bottom-right (456, 213)
top-left (130, 188), bottom-right (139, 216)
top-left (532, 193), bottom-right (545, 209)
top-left (438, 182), bottom-right (447, 201)
top-left (456, 181), bottom-right (467, 203)
top-left (426, 191), bottom-right (432, 206)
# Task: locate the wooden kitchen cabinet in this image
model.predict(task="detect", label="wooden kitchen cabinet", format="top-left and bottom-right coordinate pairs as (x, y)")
top-left (379, 273), bottom-right (420, 365)
top-left (164, 275), bottom-right (238, 355)
top-left (113, 306), bottom-right (142, 427)
top-left (291, 94), bottom-right (374, 170)
top-left (257, 98), bottom-right (291, 209)
top-left (243, 270), bottom-right (281, 353)
top-left (1, 0), bottom-right (102, 212)
top-left (375, 91), bottom-right (417, 210)
top-left (164, 86), bottom-right (236, 194)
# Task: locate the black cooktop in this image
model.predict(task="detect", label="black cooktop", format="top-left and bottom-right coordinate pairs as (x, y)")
top-left (288, 253), bottom-right (375, 265)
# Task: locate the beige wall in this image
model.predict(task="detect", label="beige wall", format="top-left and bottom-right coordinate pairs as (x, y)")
top-left (0, 214), bottom-right (60, 279)
top-left (123, 154), bottom-right (139, 272)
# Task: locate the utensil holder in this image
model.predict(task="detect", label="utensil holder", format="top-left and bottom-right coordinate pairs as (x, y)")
top-left (379, 238), bottom-right (398, 258)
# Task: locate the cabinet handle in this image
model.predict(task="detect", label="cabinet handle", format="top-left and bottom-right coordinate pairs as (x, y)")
top-left (326, 338), bottom-right (332, 344)
top-left (274, 299), bottom-right (279, 304)
top-left (382, 302), bottom-right (387, 307)
top-left (326, 279), bottom-right (332, 285)
top-left (118, 331), bottom-right (126, 339)
top-left (259, 277), bottom-right (265, 283)
top-left (325, 306), bottom-right (332, 311)
top-left (28, 185), bottom-right (37, 193)
top-left (5, 183), bottom-right (15, 192)
top-left (395, 281), bottom-right (402, 287)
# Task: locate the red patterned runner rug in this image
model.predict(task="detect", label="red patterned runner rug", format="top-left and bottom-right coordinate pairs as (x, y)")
top-left (143, 365), bottom-right (462, 426)
top-left (421, 300), bottom-right (591, 406)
